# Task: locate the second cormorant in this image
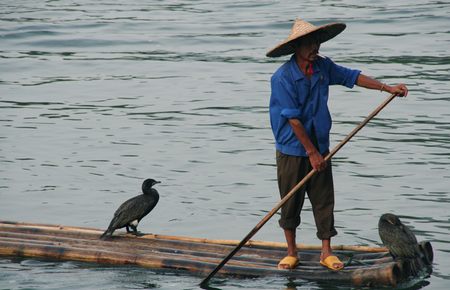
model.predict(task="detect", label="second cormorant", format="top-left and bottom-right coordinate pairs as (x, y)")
top-left (378, 213), bottom-right (420, 259)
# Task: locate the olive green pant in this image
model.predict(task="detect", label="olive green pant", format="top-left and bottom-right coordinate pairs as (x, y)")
top-left (276, 150), bottom-right (337, 240)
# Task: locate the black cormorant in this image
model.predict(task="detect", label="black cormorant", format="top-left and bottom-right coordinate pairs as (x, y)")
top-left (100, 178), bottom-right (160, 239)
top-left (378, 213), bottom-right (420, 259)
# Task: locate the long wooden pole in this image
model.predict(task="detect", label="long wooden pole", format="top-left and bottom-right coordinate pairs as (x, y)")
top-left (200, 93), bottom-right (398, 287)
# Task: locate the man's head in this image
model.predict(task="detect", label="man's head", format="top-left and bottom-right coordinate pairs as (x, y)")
top-left (291, 34), bottom-right (321, 62)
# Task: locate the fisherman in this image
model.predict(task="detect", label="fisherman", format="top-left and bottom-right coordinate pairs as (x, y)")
top-left (267, 19), bottom-right (408, 270)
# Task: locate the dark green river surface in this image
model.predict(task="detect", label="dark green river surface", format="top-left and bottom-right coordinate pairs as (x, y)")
top-left (1, 1), bottom-right (449, 289)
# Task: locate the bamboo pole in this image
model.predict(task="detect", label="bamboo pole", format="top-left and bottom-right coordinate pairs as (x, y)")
top-left (0, 239), bottom-right (274, 270)
top-left (142, 233), bottom-right (388, 252)
top-left (0, 238), bottom-right (390, 271)
top-left (0, 221), bottom-right (388, 253)
top-left (0, 230), bottom-right (391, 270)
top-left (0, 239), bottom-right (403, 286)
top-left (351, 261), bottom-right (402, 286)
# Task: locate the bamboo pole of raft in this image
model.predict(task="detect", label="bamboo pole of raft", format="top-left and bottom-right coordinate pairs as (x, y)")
top-left (0, 231), bottom-right (391, 268)
top-left (200, 93), bottom-right (399, 286)
top-left (0, 223), bottom-right (385, 260)
top-left (141, 234), bottom-right (388, 253)
top-left (0, 221), bottom-right (388, 253)
top-left (0, 228), bottom-right (391, 267)
top-left (0, 223), bottom-right (391, 263)
top-left (0, 239), bottom-right (404, 286)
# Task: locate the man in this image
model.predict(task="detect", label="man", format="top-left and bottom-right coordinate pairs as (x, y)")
top-left (267, 19), bottom-right (408, 270)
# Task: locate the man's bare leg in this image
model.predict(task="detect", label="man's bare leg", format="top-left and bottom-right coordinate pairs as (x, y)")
top-left (278, 228), bottom-right (298, 269)
top-left (320, 239), bottom-right (344, 270)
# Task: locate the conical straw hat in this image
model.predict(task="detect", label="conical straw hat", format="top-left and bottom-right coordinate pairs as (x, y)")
top-left (266, 18), bottom-right (346, 57)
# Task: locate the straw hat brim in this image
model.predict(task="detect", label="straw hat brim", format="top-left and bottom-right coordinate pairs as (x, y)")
top-left (266, 22), bottom-right (346, 58)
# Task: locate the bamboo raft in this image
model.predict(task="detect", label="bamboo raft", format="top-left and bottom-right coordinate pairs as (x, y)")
top-left (0, 221), bottom-right (433, 287)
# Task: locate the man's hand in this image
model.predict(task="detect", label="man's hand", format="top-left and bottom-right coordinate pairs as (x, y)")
top-left (308, 150), bottom-right (327, 172)
top-left (387, 83), bottom-right (408, 97)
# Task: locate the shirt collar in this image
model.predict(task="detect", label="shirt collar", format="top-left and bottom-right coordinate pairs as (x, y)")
top-left (288, 55), bottom-right (303, 81)
top-left (288, 54), bottom-right (321, 81)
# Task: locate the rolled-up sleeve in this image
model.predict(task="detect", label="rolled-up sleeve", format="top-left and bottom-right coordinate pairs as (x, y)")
top-left (327, 58), bottom-right (361, 88)
top-left (281, 108), bottom-right (301, 119)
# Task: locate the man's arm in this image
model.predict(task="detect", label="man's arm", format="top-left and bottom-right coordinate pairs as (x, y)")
top-left (288, 119), bottom-right (327, 172)
top-left (356, 74), bottom-right (408, 97)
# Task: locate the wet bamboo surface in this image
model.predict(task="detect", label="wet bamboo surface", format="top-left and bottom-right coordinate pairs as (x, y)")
top-left (0, 221), bottom-right (432, 287)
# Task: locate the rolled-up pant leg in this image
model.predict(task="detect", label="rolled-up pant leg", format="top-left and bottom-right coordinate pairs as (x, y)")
top-left (276, 151), bottom-right (308, 230)
top-left (307, 159), bottom-right (337, 240)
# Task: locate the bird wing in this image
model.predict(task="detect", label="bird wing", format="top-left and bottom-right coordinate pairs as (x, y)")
top-left (403, 224), bottom-right (418, 244)
top-left (384, 224), bottom-right (419, 259)
top-left (396, 224), bottom-right (420, 258)
top-left (106, 191), bottom-right (159, 231)
top-left (108, 195), bottom-right (145, 229)
top-left (133, 194), bottom-right (159, 222)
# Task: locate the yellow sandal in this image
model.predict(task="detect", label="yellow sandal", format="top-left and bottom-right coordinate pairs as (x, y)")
top-left (320, 255), bottom-right (344, 271)
top-left (278, 256), bottom-right (299, 269)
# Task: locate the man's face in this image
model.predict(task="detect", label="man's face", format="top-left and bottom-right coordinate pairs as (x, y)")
top-left (296, 35), bottom-right (321, 62)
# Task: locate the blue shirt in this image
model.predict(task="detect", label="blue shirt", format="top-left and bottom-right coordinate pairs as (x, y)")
top-left (269, 55), bottom-right (361, 156)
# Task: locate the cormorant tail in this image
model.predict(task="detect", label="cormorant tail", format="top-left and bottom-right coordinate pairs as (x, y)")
top-left (100, 228), bottom-right (114, 240)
